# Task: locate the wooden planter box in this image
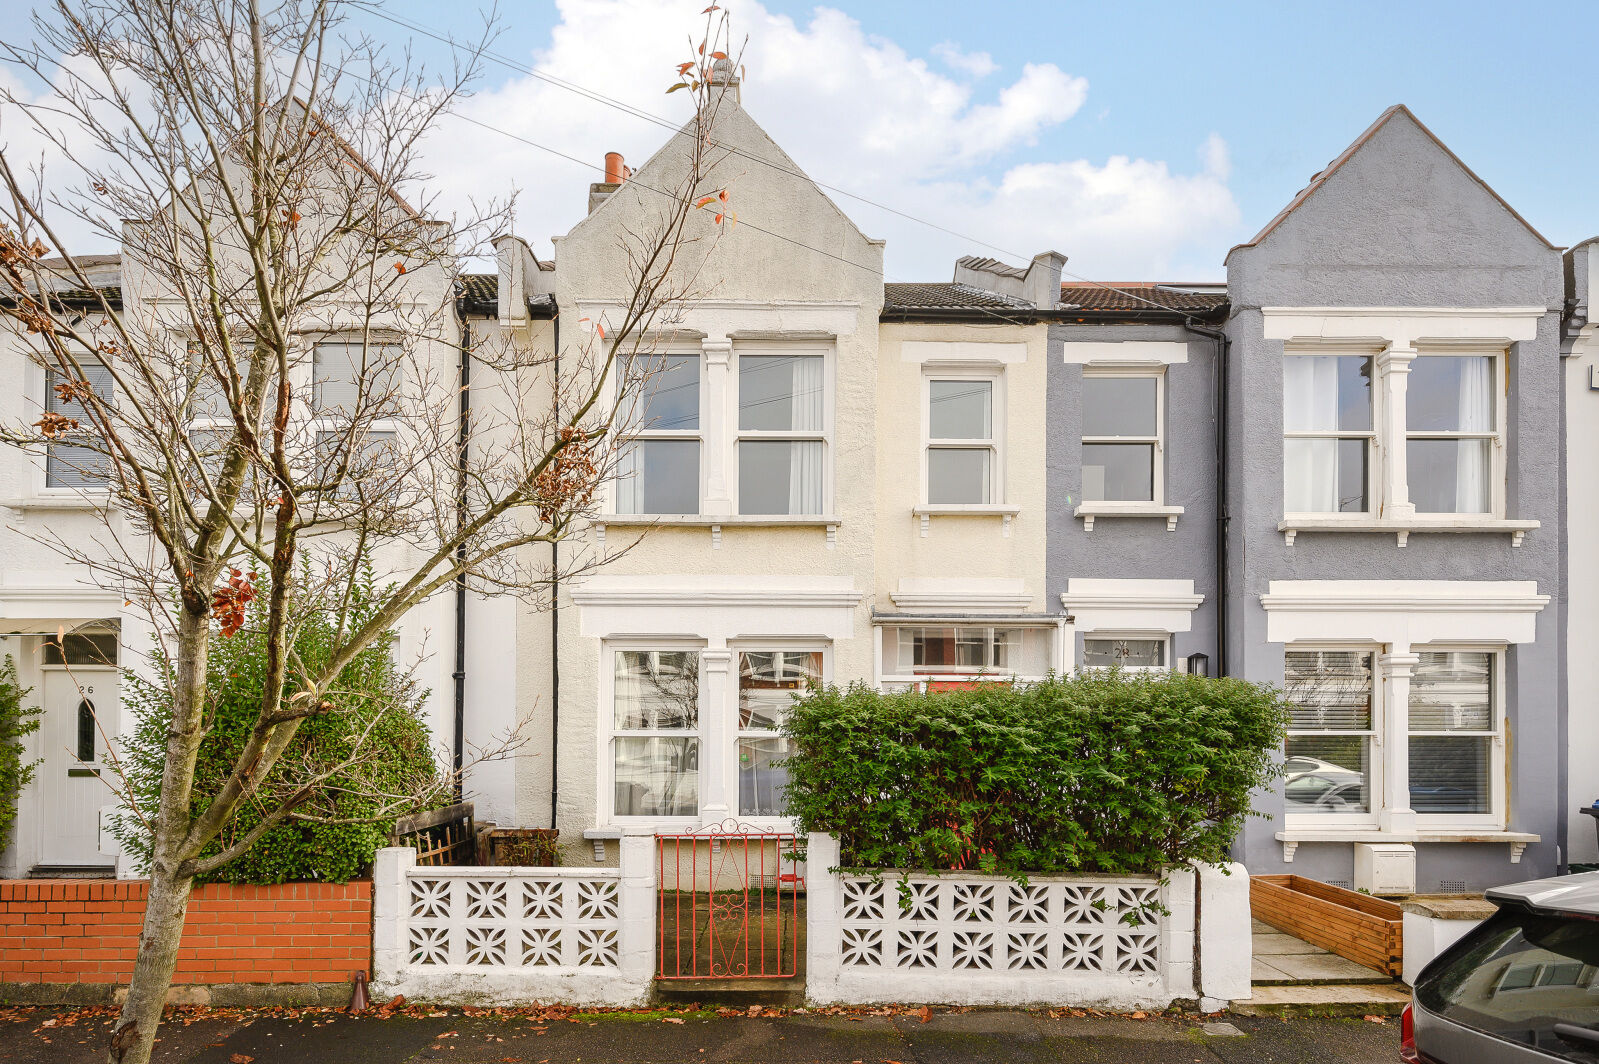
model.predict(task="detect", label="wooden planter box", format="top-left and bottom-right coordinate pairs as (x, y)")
top-left (1251, 874), bottom-right (1403, 977)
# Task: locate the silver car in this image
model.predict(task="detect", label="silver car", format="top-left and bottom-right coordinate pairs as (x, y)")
top-left (1407, 871), bottom-right (1599, 1062)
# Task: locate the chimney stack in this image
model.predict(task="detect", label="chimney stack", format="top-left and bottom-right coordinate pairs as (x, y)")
top-left (590, 152), bottom-right (631, 213)
top-left (708, 57), bottom-right (740, 106)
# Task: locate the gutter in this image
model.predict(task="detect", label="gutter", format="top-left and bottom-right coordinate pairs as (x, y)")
top-left (1182, 317), bottom-right (1231, 677)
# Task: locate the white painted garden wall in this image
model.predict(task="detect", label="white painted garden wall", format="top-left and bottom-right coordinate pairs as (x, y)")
top-left (370, 832), bottom-right (656, 1006)
top-left (804, 834), bottom-right (1251, 1010)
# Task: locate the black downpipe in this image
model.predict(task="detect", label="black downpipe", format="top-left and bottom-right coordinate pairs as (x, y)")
top-left (453, 304), bottom-right (471, 800)
top-left (1185, 318), bottom-right (1230, 677)
top-left (549, 311), bottom-right (560, 829)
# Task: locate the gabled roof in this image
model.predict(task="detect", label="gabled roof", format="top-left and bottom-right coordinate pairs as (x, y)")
top-left (1232, 104), bottom-right (1557, 255)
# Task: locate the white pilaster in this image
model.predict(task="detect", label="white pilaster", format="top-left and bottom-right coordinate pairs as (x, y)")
top-left (370, 846), bottom-right (416, 992)
top-left (617, 827), bottom-right (658, 987)
top-left (1377, 345), bottom-right (1416, 519)
top-left (702, 338), bottom-right (733, 517)
top-left (699, 646), bottom-right (733, 823)
top-left (1195, 862), bottom-right (1252, 1008)
top-left (1379, 648), bottom-right (1420, 834)
top-left (806, 832), bottom-right (842, 1000)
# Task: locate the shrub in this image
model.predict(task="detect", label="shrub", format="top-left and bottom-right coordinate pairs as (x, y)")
top-left (782, 671), bottom-right (1290, 876)
top-left (0, 656), bottom-right (42, 856)
top-left (114, 572), bottom-right (442, 883)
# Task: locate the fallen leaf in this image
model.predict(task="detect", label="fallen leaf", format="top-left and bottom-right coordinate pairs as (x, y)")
top-left (918, 1006), bottom-right (931, 1024)
top-left (662, 1017), bottom-right (685, 1024)
top-left (230, 1055), bottom-right (254, 1064)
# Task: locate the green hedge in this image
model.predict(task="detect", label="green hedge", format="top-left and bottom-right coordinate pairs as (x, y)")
top-left (782, 671), bottom-right (1289, 876)
top-left (0, 657), bottom-right (41, 857)
top-left (114, 573), bottom-right (441, 884)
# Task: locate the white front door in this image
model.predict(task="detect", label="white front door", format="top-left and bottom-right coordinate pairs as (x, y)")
top-left (40, 670), bottom-right (116, 867)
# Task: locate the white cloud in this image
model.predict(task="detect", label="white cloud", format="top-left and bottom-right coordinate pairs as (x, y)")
top-left (418, 0), bottom-right (1238, 280)
top-left (930, 41), bottom-right (997, 79)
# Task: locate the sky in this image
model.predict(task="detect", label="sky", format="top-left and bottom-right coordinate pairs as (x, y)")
top-left (4, 0), bottom-right (1596, 284)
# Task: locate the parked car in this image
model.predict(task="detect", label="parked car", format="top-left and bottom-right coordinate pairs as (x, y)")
top-left (1405, 870), bottom-right (1599, 1062)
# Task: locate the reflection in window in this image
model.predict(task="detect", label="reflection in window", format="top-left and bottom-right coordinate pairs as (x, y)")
top-left (43, 633), bottom-right (119, 667)
top-left (737, 651), bottom-right (821, 817)
top-left (617, 354), bottom-right (701, 515)
top-left (1407, 356), bottom-right (1495, 515)
top-left (892, 626), bottom-right (1050, 677)
top-left (612, 651), bottom-right (699, 817)
top-left (927, 379), bottom-right (995, 504)
top-left (1409, 650), bottom-right (1493, 815)
top-left (1284, 650), bottom-right (1374, 814)
top-left (1082, 637), bottom-right (1166, 670)
top-left (736, 353), bottom-right (826, 516)
top-left (76, 699), bottom-right (96, 763)
top-left (1081, 374), bottom-right (1159, 502)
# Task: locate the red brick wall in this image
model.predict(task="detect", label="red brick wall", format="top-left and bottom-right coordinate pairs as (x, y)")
top-left (0, 880), bottom-right (371, 985)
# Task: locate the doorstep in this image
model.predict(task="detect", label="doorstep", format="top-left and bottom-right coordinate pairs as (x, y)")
top-left (1233, 983), bottom-right (1411, 1018)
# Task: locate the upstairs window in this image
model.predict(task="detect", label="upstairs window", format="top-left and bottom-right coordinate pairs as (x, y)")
top-left (45, 361), bottom-right (114, 489)
top-left (1081, 370), bottom-right (1162, 503)
top-left (313, 340), bottom-right (399, 486)
top-left (737, 352), bottom-right (825, 516)
top-left (1283, 354), bottom-right (1372, 514)
top-left (1407, 355), bottom-right (1498, 515)
top-left (926, 377), bottom-right (996, 505)
top-left (616, 353), bottom-right (701, 515)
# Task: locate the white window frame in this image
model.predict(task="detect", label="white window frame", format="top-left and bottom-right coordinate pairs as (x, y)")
top-left (729, 641), bottom-right (829, 827)
top-left (875, 623), bottom-right (1053, 689)
top-left (1280, 342), bottom-right (1512, 526)
top-left (1404, 349), bottom-right (1507, 518)
top-left (1282, 349), bottom-right (1380, 518)
top-left (310, 335), bottom-right (403, 489)
top-left (921, 366), bottom-right (1005, 507)
top-left (599, 640), bottom-right (706, 827)
top-left (38, 356), bottom-right (114, 495)
top-left (1282, 644), bottom-right (1384, 831)
top-left (1080, 366), bottom-right (1166, 506)
top-left (609, 347), bottom-right (705, 517)
top-left (1409, 643), bottom-right (1507, 833)
top-left (1080, 632), bottom-right (1171, 673)
top-left (731, 343), bottom-right (832, 517)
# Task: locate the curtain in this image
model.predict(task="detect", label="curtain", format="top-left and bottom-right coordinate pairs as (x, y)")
top-left (787, 442), bottom-right (824, 514)
top-left (1456, 356), bottom-right (1491, 513)
top-left (789, 355), bottom-right (823, 431)
top-left (614, 441), bottom-right (644, 514)
top-left (1283, 356), bottom-right (1341, 512)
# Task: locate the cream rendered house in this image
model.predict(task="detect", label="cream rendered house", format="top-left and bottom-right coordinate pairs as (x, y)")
top-left (478, 71), bottom-right (1067, 858)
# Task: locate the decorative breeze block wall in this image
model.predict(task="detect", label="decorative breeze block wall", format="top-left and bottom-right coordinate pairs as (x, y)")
top-left (806, 834), bottom-right (1199, 1008)
top-left (371, 836), bottom-right (655, 1006)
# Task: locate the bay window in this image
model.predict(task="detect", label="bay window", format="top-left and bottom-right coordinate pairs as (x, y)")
top-left (616, 353), bottom-right (701, 515)
top-left (611, 649), bottom-right (700, 818)
top-left (1406, 355), bottom-right (1499, 515)
top-left (926, 376), bottom-right (997, 505)
top-left (1284, 649), bottom-right (1375, 815)
top-left (1283, 354), bottom-right (1373, 514)
top-left (1081, 370), bottom-right (1162, 503)
top-left (736, 352), bottom-right (825, 516)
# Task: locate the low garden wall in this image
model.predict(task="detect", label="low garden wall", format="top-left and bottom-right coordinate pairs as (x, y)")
top-left (0, 879), bottom-right (370, 988)
top-left (804, 834), bottom-right (1250, 1010)
top-left (370, 835), bottom-right (656, 1006)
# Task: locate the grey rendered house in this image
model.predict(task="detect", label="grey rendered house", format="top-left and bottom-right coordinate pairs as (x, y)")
top-left (1049, 105), bottom-right (1565, 894)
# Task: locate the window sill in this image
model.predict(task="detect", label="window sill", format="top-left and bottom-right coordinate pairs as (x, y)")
top-left (0, 495), bottom-right (111, 511)
top-left (1073, 503), bottom-right (1182, 532)
top-left (594, 514), bottom-right (841, 550)
top-left (1279, 516), bottom-right (1539, 547)
top-left (911, 505), bottom-right (1020, 538)
top-left (1274, 828), bottom-right (1537, 864)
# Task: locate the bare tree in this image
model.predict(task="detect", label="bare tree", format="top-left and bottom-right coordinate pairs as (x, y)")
top-left (0, 2), bottom-right (740, 1061)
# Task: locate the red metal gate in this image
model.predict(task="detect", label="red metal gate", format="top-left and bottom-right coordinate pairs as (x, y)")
top-left (657, 820), bottom-right (802, 979)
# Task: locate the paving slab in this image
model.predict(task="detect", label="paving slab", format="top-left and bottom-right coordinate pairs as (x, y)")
top-left (1260, 951), bottom-right (1385, 983)
top-left (1253, 931), bottom-right (1316, 956)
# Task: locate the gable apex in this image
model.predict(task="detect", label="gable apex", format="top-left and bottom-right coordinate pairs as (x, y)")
top-left (1229, 104), bottom-right (1556, 259)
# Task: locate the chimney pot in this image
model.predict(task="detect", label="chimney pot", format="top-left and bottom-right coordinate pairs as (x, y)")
top-left (604, 152), bottom-right (627, 185)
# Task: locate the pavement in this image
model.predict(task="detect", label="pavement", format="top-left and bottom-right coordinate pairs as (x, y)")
top-left (1250, 921), bottom-right (1382, 985)
top-left (0, 1003), bottom-right (1408, 1063)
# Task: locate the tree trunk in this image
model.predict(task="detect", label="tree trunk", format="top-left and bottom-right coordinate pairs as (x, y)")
top-left (109, 864), bottom-right (194, 1064)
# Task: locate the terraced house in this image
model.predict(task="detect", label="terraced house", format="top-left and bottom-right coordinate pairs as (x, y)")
top-left (0, 84), bottom-right (1578, 904)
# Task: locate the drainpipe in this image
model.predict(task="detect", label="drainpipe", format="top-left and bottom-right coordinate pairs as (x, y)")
top-left (549, 310), bottom-right (560, 829)
top-left (1184, 318), bottom-right (1229, 677)
top-left (453, 297), bottom-right (471, 801)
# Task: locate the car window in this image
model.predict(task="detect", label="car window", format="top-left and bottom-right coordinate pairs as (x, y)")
top-left (1417, 908), bottom-right (1599, 1062)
